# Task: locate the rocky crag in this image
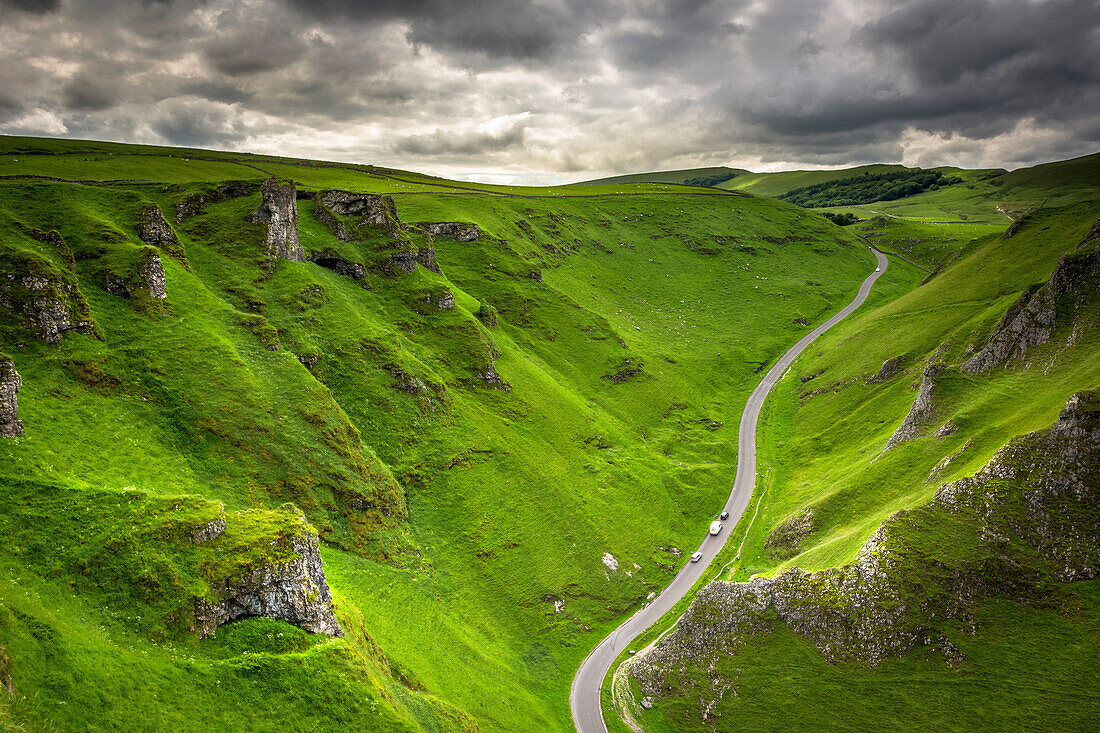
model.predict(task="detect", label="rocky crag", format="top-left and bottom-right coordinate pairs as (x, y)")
top-left (194, 531), bottom-right (343, 638)
top-left (884, 362), bottom-right (947, 449)
top-left (0, 243), bottom-right (95, 343)
top-left (0, 358), bottom-right (23, 437)
top-left (417, 221), bottom-right (481, 242)
top-left (964, 236), bottom-right (1100, 373)
top-left (633, 389), bottom-right (1100, 709)
top-left (252, 177), bottom-right (305, 263)
top-left (103, 247), bottom-right (168, 303)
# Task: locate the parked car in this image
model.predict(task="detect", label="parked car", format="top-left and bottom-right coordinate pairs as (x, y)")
top-left (720, 510), bottom-right (729, 520)
top-left (709, 520), bottom-right (723, 535)
top-left (690, 551), bottom-right (703, 563)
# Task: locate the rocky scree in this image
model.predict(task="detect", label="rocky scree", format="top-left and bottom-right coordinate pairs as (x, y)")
top-left (632, 389), bottom-right (1100, 711)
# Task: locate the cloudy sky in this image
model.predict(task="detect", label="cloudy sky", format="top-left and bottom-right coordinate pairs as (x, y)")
top-left (1, 0), bottom-right (1097, 184)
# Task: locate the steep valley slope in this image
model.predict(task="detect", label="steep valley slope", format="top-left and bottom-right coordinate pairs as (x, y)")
top-left (621, 191), bottom-right (1100, 730)
top-left (0, 136), bottom-right (882, 731)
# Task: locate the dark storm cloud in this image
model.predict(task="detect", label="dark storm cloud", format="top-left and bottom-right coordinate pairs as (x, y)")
top-left (283, 0), bottom-right (610, 60)
top-left (0, 0), bottom-right (60, 13)
top-left (0, 0), bottom-right (1096, 179)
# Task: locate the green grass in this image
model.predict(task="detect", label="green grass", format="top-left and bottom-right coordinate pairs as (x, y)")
top-left (0, 135), bottom-right (878, 731)
top-left (632, 195), bottom-right (1100, 730)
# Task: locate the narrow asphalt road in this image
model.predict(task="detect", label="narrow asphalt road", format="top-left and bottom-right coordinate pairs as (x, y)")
top-left (569, 247), bottom-right (889, 733)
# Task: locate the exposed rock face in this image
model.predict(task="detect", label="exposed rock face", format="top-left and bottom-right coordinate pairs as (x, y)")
top-left (391, 368), bottom-right (428, 394)
top-left (868, 355), bottom-right (906, 383)
top-left (884, 362), bottom-right (946, 450)
top-left (298, 353), bottom-right (319, 370)
top-left (138, 249), bottom-right (167, 299)
top-left (417, 245), bottom-right (440, 273)
top-left (318, 190), bottom-right (394, 225)
top-left (252, 177), bottom-right (304, 262)
top-left (1083, 218), bottom-right (1100, 247)
top-left (0, 257), bottom-right (94, 343)
top-left (137, 205), bottom-right (178, 250)
top-left (435, 289), bottom-right (455, 310)
top-left (474, 362), bottom-right (510, 390)
top-left (418, 221), bottom-right (480, 242)
top-left (633, 390), bottom-right (1100, 707)
top-left (175, 181), bottom-right (253, 222)
top-left (104, 249), bottom-right (167, 301)
top-left (193, 533), bottom-right (343, 638)
top-left (963, 249), bottom-right (1100, 373)
top-left (308, 253), bottom-right (367, 281)
top-left (190, 515), bottom-right (226, 545)
top-left (390, 251), bottom-right (419, 274)
top-left (0, 359), bottom-right (24, 437)
top-left (529, 269), bottom-right (543, 282)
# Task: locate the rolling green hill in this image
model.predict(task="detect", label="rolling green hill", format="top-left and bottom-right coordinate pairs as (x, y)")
top-left (0, 136), bottom-right (880, 731)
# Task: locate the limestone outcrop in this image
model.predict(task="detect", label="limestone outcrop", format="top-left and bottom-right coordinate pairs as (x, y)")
top-left (417, 222), bottom-right (481, 242)
top-left (868, 355), bottom-right (906, 383)
top-left (0, 359), bottom-right (24, 437)
top-left (318, 190), bottom-right (394, 225)
top-left (308, 252), bottom-right (367, 282)
top-left (105, 248), bottom-right (167, 302)
top-left (963, 247), bottom-right (1100, 373)
top-left (252, 177), bottom-right (304, 262)
top-left (935, 389), bottom-right (1100, 581)
top-left (193, 532), bottom-right (343, 638)
top-left (884, 362), bottom-right (945, 450)
top-left (138, 205), bottom-right (178, 250)
top-left (0, 251), bottom-right (95, 343)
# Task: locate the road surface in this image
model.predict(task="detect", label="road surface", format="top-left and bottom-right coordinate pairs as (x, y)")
top-left (569, 247), bottom-right (889, 733)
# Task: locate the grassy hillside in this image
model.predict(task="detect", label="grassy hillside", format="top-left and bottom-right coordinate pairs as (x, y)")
top-left (625, 192), bottom-right (1100, 730)
top-left (0, 136), bottom-right (879, 731)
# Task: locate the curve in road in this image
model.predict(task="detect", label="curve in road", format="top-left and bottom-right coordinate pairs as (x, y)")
top-left (570, 246), bottom-right (890, 733)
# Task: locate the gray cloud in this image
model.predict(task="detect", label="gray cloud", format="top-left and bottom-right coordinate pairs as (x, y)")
top-left (392, 119), bottom-right (527, 157)
top-left (0, 0), bottom-right (1095, 181)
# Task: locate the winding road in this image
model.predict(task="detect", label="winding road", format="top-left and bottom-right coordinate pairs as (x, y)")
top-left (569, 246), bottom-right (889, 733)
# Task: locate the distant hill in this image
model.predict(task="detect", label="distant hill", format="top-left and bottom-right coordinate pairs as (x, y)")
top-left (576, 166), bottom-right (749, 187)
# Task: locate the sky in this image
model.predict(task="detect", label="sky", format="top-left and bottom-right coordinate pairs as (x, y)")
top-left (1, 0), bottom-right (1097, 185)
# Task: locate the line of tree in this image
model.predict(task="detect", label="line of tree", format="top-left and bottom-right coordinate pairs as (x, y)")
top-left (683, 173), bottom-right (738, 187)
top-left (779, 169), bottom-right (962, 207)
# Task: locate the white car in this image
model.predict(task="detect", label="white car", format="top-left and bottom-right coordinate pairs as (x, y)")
top-left (709, 521), bottom-right (723, 535)
top-left (690, 551), bottom-right (703, 563)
